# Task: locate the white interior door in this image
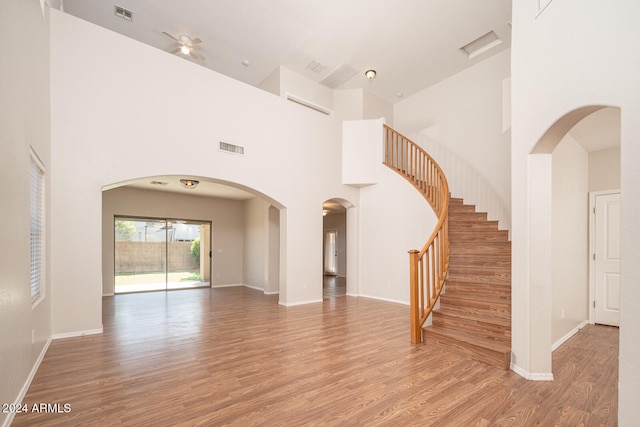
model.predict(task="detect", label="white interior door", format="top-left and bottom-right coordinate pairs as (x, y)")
top-left (593, 192), bottom-right (621, 326)
top-left (324, 230), bottom-right (337, 275)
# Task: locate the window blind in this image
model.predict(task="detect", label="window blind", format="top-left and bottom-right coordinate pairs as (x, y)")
top-left (30, 152), bottom-right (45, 302)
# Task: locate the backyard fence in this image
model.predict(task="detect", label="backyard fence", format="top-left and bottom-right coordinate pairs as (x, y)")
top-left (115, 242), bottom-right (198, 273)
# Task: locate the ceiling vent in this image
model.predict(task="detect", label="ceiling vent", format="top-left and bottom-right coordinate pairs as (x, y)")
top-left (219, 141), bottom-right (245, 156)
top-left (306, 59), bottom-right (327, 73)
top-left (114, 5), bottom-right (133, 21)
top-left (320, 63), bottom-right (358, 89)
top-left (460, 30), bottom-right (502, 59)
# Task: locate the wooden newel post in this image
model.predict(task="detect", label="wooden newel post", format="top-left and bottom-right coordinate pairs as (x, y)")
top-left (409, 249), bottom-right (421, 343)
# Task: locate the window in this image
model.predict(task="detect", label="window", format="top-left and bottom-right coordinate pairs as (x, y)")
top-left (30, 149), bottom-right (45, 303)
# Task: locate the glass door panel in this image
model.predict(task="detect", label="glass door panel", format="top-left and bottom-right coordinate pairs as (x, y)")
top-left (114, 218), bottom-right (167, 293)
top-left (166, 220), bottom-right (210, 290)
top-left (115, 217), bottom-right (211, 293)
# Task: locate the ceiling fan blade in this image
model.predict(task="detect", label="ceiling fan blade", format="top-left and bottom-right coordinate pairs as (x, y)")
top-left (162, 31), bottom-right (179, 42)
top-left (190, 50), bottom-right (206, 61)
top-left (190, 37), bottom-right (202, 46)
top-left (169, 47), bottom-right (181, 55)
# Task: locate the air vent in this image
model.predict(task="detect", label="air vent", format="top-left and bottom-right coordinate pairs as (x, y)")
top-left (219, 141), bottom-right (245, 156)
top-left (115, 5), bottom-right (133, 21)
top-left (320, 63), bottom-right (358, 89)
top-left (285, 94), bottom-right (333, 116)
top-left (150, 180), bottom-right (169, 186)
top-left (306, 59), bottom-right (327, 73)
top-left (460, 30), bottom-right (502, 59)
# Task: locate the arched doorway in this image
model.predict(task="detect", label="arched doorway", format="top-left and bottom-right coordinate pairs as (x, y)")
top-left (527, 105), bottom-right (621, 374)
top-left (322, 198), bottom-right (354, 299)
top-left (102, 175), bottom-right (285, 297)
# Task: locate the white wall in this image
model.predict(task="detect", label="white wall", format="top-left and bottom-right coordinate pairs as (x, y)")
top-left (511, 1), bottom-right (640, 420)
top-left (394, 49), bottom-right (511, 227)
top-left (589, 147), bottom-right (621, 192)
top-left (358, 166), bottom-right (436, 304)
top-left (411, 132), bottom-right (511, 232)
top-left (551, 134), bottom-right (589, 344)
top-left (102, 187), bottom-right (246, 294)
top-left (363, 90), bottom-right (394, 127)
top-left (49, 9), bottom-right (360, 334)
top-left (243, 197), bottom-right (271, 290)
top-left (0, 1), bottom-right (52, 425)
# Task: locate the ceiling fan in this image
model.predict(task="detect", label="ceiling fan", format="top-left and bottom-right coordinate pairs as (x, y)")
top-left (162, 32), bottom-right (206, 61)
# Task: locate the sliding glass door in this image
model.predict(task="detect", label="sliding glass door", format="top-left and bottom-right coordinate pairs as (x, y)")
top-left (114, 217), bottom-right (211, 293)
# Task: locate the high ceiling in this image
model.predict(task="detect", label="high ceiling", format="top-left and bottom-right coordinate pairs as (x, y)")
top-left (56, 0), bottom-right (512, 104)
top-left (55, 0), bottom-right (512, 200)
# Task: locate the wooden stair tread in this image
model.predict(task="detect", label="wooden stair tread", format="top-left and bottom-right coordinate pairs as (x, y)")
top-left (443, 287), bottom-right (510, 300)
top-left (441, 292), bottom-right (511, 306)
top-left (450, 241), bottom-right (510, 250)
top-left (424, 326), bottom-right (510, 349)
top-left (438, 303), bottom-right (510, 321)
top-left (422, 327), bottom-right (511, 370)
top-left (448, 234), bottom-right (510, 243)
top-left (433, 308), bottom-right (511, 328)
top-left (445, 278), bottom-right (511, 288)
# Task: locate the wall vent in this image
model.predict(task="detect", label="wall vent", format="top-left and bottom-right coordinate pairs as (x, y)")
top-left (219, 141), bottom-right (245, 156)
top-left (115, 5), bottom-right (133, 21)
top-left (285, 93), bottom-right (333, 116)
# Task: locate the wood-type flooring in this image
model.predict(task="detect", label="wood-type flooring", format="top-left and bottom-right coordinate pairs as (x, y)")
top-left (14, 287), bottom-right (618, 426)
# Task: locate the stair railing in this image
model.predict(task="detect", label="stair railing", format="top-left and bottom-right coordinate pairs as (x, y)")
top-left (383, 125), bottom-right (450, 343)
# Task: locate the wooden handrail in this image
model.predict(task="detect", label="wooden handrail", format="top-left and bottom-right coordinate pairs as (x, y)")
top-left (383, 125), bottom-right (450, 343)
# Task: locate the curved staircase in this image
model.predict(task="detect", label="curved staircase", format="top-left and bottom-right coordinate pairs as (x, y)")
top-left (382, 125), bottom-right (511, 370)
top-left (423, 197), bottom-right (511, 370)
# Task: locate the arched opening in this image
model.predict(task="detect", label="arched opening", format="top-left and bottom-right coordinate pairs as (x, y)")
top-left (322, 198), bottom-right (355, 299)
top-left (102, 175), bottom-right (285, 298)
top-left (528, 105), bottom-right (621, 374)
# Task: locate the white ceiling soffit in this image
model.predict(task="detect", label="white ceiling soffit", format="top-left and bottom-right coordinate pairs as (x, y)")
top-left (59, 0), bottom-right (512, 104)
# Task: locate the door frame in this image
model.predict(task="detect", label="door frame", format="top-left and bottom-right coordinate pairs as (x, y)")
top-left (588, 189), bottom-right (621, 324)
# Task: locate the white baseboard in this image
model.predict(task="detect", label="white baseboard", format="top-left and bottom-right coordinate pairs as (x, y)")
top-left (102, 292), bottom-right (114, 297)
top-left (211, 283), bottom-right (243, 288)
top-left (278, 298), bottom-right (323, 307)
top-left (263, 290), bottom-right (279, 295)
top-left (3, 337), bottom-right (53, 427)
top-left (510, 363), bottom-right (554, 381)
top-left (243, 284), bottom-right (264, 292)
top-left (52, 327), bottom-right (103, 340)
top-left (358, 293), bottom-right (410, 306)
top-left (552, 320), bottom-right (589, 352)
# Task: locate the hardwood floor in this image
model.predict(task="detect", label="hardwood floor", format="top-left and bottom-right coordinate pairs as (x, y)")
top-left (323, 275), bottom-right (346, 299)
top-left (14, 288), bottom-right (618, 426)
